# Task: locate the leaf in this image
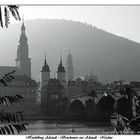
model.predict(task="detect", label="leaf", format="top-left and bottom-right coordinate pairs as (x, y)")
top-left (9, 75), bottom-right (15, 80)
top-left (0, 95), bottom-right (23, 105)
top-left (6, 96), bottom-right (13, 104)
top-left (1, 127), bottom-right (6, 135)
top-left (10, 70), bottom-right (16, 74)
top-left (8, 125), bottom-right (14, 135)
top-left (16, 94), bottom-right (23, 99)
top-left (0, 79), bottom-right (7, 86)
top-left (12, 96), bottom-right (19, 103)
top-left (0, 129), bottom-right (2, 134)
top-left (4, 6), bottom-right (8, 28)
top-left (18, 125), bottom-right (22, 133)
top-left (0, 97), bottom-right (4, 104)
top-left (12, 124), bottom-right (22, 134)
top-left (4, 126), bottom-right (10, 134)
top-left (12, 124), bottom-right (20, 134)
top-left (3, 75), bottom-right (11, 82)
top-left (0, 5), bottom-right (20, 28)
top-left (2, 97), bottom-right (8, 106)
top-left (21, 124), bottom-right (26, 131)
top-left (12, 6), bottom-right (20, 20)
top-left (0, 6), bottom-right (3, 27)
top-left (9, 96), bottom-right (15, 104)
top-left (7, 6), bottom-right (18, 20)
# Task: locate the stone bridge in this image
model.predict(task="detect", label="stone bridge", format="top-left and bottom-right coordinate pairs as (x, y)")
top-left (67, 90), bottom-right (122, 122)
top-left (68, 90), bottom-right (120, 105)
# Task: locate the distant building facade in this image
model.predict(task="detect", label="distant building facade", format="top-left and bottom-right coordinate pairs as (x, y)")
top-left (66, 77), bottom-right (102, 98)
top-left (85, 70), bottom-right (98, 82)
top-left (0, 75), bottom-right (36, 116)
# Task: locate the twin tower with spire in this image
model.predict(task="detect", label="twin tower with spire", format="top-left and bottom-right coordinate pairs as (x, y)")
top-left (40, 54), bottom-right (70, 88)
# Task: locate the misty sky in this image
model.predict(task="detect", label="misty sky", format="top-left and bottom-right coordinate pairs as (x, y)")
top-left (17, 6), bottom-right (140, 43)
top-left (1, 6), bottom-right (140, 81)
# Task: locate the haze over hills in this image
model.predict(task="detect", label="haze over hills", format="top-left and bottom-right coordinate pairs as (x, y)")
top-left (0, 19), bottom-right (140, 83)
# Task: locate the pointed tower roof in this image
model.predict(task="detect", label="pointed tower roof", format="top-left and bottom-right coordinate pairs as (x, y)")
top-left (57, 56), bottom-right (66, 72)
top-left (19, 17), bottom-right (27, 44)
top-left (41, 53), bottom-right (50, 72)
top-left (21, 17), bottom-right (25, 31)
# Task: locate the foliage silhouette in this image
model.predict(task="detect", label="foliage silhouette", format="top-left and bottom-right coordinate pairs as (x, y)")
top-left (115, 85), bottom-right (140, 134)
top-left (0, 70), bottom-right (28, 135)
top-left (0, 5), bottom-right (20, 28)
top-left (0, 5), bottom-right (27, 134)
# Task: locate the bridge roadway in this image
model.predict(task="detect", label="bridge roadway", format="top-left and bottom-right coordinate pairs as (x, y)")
top-left (68, 89), bottom-right (121, 105)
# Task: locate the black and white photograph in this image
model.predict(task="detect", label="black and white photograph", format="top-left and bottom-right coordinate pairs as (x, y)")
top-left (0, 4), bottom-right (140, 136)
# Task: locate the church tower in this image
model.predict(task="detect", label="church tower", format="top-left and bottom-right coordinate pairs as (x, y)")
top-left (40, 54), bottom-right (50, 88)
top-left (15, 19), bottom-right (31, 77)
top-left (66, 51), bottom-right (74, 81)
top-left (57, 56), bottom-right (66, 83)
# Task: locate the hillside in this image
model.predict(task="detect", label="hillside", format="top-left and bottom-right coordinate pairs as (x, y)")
top-left (0, 19), bottom-right (140, 82)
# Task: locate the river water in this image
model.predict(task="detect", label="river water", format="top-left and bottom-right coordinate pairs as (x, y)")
top-left (22, 120), bottom-right (116, 135)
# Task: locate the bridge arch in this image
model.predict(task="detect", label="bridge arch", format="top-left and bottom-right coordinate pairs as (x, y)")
top-left (68, 99), bottom-right (86, 119)
top-left (97, 95), bottom-right (115, 111)
top-left (94, 95), bottom-right (116, 122)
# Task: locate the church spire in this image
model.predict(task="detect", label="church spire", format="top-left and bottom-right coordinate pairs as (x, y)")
top-left (40, 52), bottom-right (50, 88)
top-left (57, 55), bottom-right (65, 73)
top-left (44, 52), bottom-right (47, 66)
top-left (21, 16), bottom-right (25, 32)
top-left (41, 52), bottom-right (50, 72)
top-left (19, 17), bottom-right (27, 45)
top-left (57, 55), bottom-right (66, 82)
top-left (60, 55), bottom-right (62, 65)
